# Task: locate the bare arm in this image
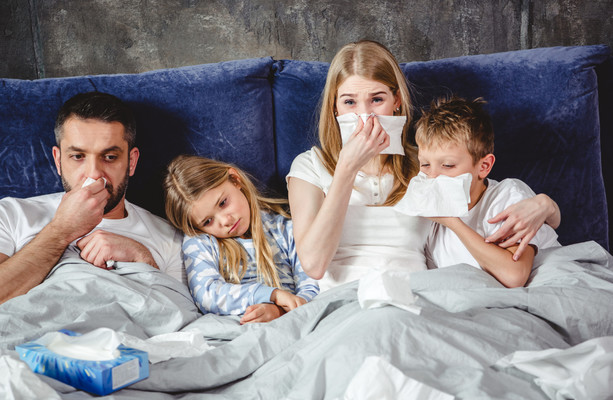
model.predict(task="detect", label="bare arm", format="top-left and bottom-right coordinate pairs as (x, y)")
top-left (77, 230), bottom-right (159, 269)
top-left (486, 194), bottom-right (560, 260)
top-left (0, 179), bottom-right (108, 304)
top-left (289, 117), bottom-right (389, 279)
top-left (433, 217), bottom-right (535, 288)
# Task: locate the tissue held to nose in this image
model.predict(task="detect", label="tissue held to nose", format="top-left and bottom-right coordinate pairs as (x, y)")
top-left (82, 177), bottom-right (107, 188)
top-left (336, 113), bottom-right (407, 155)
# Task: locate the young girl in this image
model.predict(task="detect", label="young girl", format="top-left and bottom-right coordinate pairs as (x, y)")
top-left (164, 155), bottom-right (319, 324)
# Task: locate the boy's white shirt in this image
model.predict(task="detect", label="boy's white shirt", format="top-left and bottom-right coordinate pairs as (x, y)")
top-left (425, 178), bottom-right (560, 270)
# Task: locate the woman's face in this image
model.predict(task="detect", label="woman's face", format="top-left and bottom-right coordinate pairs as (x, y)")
top-left (335, 75), bottom-right (399, 117)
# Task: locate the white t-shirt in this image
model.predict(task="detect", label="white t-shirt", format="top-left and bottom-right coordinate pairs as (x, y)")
top-left (287, 148), bottom-right (431, 291)
top-left (425, 178), bottom-right (560, 270)
top-left (0, 192), bottom-right (186, 285)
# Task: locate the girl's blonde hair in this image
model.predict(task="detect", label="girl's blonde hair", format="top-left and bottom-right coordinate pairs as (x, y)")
top-left (317, 40), bottom-right (419, 205)
top-left (164, 155), bottom-right (288, 288)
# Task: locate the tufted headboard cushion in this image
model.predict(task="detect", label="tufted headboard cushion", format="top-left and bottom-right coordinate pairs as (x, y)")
top-left (273, 45), bottom-right (612, 250)
top-left (0, 57), bottom-right (275, 218)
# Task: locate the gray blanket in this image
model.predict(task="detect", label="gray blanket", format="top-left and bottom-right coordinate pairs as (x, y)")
top-left (2, 241), bottom-right (613, 399)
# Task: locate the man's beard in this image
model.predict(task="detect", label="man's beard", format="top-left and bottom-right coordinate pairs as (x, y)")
top-left (61, 168), bottom-right (130, 215)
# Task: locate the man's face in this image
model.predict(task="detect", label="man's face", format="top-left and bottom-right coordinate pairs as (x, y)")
top-left (52, 117), bottom-right (139, 217)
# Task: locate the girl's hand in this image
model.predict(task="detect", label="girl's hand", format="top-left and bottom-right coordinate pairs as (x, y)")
top-left (240, 303), bottom-right (285, 324)
top-left (337, 115), bottom-right (389, 173)
top-left (486, 194), bottom-right (559, 260)
top-left (270, 289), bottom-right (307, 312)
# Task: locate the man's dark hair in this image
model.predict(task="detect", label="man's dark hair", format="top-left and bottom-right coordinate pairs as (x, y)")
top-left (54, 91), bottom-right (136, 149)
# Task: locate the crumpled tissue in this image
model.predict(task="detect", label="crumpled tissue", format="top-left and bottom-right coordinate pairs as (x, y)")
top-left (39, 328), bottom-right (121, 361)
top-left (82, 177), bottom-right (107, 187)
top-left (118, 331), bottom-right (212, 364)
top-left (343, 356), bottom-right (454, 400)
top-left (357, 269), bottom-right (421, 314)
top-left (495, 336), bottom-right (613, 400)
top-left (0, 351), bottom-right (61, 400)
top-left (394, 172), bottom-right (472, 217)
top-left (337, 113), bottom-right (406, 155)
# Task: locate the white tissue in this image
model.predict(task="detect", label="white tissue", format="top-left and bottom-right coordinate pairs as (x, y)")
top-left (393, 172), bottom-right (472, 217)
top-left (336, 113), bottom-right (406, 155)
top-left (358, 269), bottom-right (421, 314)
top-left (117, 331), bottom-right (212, 364)
top-left (496, 336), bottom-right (613, 400)
top-left (36, 328), bottom-right (120, 361)
top-left (343, 356), bottom-right (454, 400)
top-left (82, 177), bottom-right (107, 188)
top-left (0, 352), bottom-right (61, 400)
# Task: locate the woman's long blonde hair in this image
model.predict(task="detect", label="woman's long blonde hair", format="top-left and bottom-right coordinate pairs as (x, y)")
top-left (318, 40), bottom-right (419, 205)
top-left (164, 155), bottom-right (288, 288)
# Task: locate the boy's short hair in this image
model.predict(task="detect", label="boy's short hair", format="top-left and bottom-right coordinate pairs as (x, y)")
top-left (415, 96), bottom-right (494, 163)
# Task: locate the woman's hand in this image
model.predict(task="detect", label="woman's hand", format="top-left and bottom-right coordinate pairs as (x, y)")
top-left (486, 194), bottom-right (560, 260)
top-left (270, 289), bottom-right (307, 312)
top-left (240, 303), bottom-right (285, 324)
top-left (337, 115), bottom-right (389, 173)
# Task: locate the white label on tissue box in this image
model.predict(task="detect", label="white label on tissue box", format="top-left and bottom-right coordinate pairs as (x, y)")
top-left (394, 172), bottom-right (472, 217)
top-left (112, 358), bottom-right (139, 390)
top-left (336, 113), bottom-right (406, 155)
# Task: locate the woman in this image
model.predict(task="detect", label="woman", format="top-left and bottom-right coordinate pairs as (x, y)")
top-left (287, 40), bottom-right (560, 291)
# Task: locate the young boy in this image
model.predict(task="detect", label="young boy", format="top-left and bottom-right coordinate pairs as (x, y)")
top-left (415, 96), bottom-right (560, 287)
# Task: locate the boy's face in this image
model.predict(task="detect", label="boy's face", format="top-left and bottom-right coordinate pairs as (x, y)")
top-left (418, 141), bottom-right (493, 207)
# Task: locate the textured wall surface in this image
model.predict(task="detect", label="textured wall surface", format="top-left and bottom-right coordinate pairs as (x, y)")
top-left (2, 0), bottom-right (612, 79)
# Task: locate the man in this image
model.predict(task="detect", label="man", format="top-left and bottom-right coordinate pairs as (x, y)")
top-left (0, 91), bottom-right (184, 304)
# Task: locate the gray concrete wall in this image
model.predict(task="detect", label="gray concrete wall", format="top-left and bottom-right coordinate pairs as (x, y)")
top-left (2, 0), bottom-right (612, 79)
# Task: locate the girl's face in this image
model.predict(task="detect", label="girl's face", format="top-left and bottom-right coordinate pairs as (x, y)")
top-left (335, 75), bottom-right (400, 117)
top-left (190, 174), bottom-right (251, 239)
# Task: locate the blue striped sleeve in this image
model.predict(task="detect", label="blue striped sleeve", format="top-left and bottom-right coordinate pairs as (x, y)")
top-left (183, 235), bottom-right (274, 315)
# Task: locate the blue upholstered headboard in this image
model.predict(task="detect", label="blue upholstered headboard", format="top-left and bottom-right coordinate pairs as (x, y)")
top-left (273, 45), bottom-right (612, 250)
top-left (0, 46), bottom-right (611, 250)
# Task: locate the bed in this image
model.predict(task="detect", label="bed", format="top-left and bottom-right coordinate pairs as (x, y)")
top-left (1, 44), bottom-right (612, 399)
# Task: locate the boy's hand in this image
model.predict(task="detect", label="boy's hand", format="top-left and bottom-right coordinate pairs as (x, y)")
top-left (270, 289), bottom-right (307, 312)
top-left (240, 303), bottom-right (285, 324)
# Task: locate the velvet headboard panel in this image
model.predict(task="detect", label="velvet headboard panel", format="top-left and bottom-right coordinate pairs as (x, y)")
top-left (0, 57), bottom-right (275, 218)
top-left (273, 45), bottom-right (612, 249)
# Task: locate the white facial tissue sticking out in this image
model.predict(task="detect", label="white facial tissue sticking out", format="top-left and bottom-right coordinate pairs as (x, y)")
top-left (336, 113), bottom-right (406, 155)
top-left (36, 328), bottom-right (120, 361)
top-left (393, 172), bottom-right (472, 217)
top-left (82, 177), bottom-right (107, 188)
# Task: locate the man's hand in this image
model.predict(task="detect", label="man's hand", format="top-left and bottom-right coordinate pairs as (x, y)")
top-left (51, 178), bottom-right (109, 242)
top-left (270, 289), bottom-right (307, 312)
top-left (240, 303), bottom-right (285, 324)
top-left (77, 230), bottom-right (158, 269)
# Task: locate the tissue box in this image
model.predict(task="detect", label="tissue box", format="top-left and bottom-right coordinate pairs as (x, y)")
top-left (16, 329), bottom-right (149, 396)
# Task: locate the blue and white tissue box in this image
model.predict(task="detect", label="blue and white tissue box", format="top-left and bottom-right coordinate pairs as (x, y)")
top-left (15, 329), bottom-right (148, 396)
